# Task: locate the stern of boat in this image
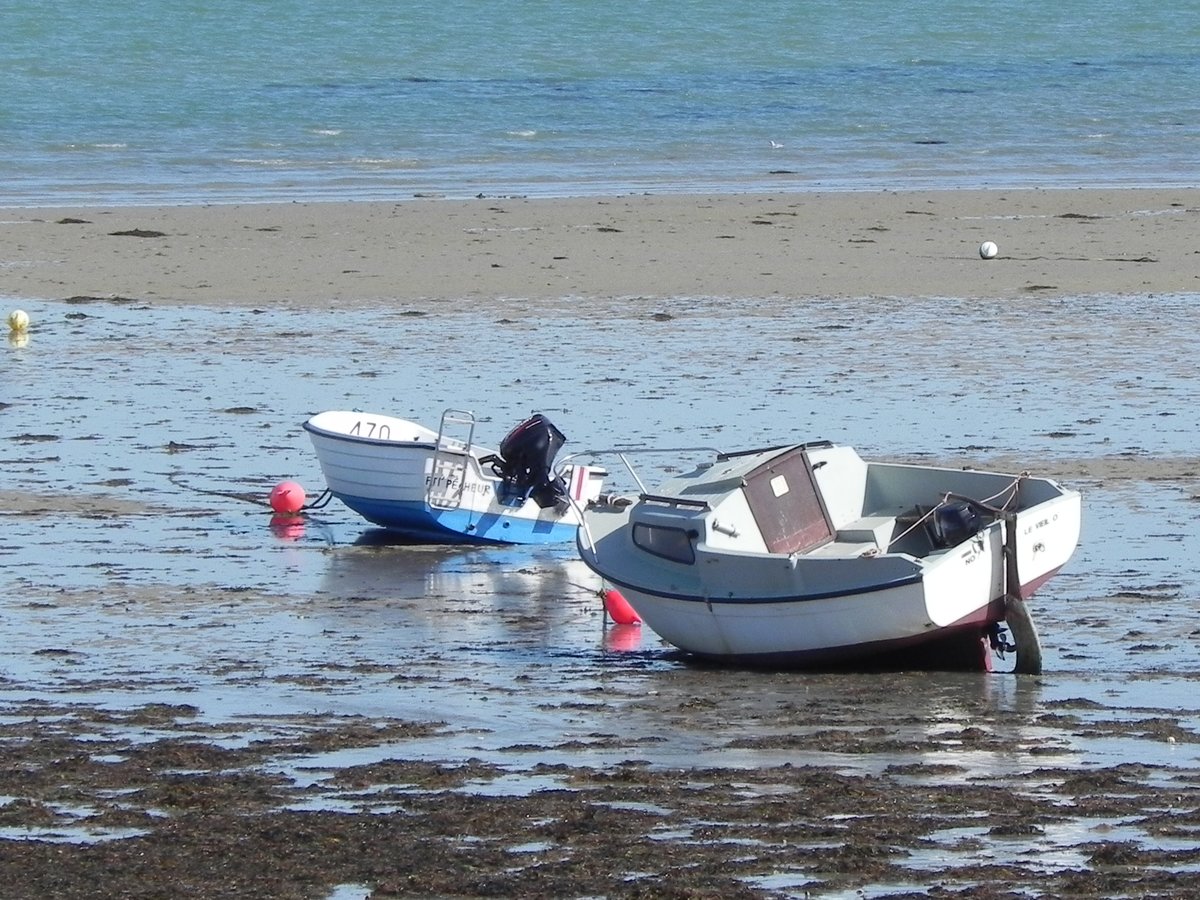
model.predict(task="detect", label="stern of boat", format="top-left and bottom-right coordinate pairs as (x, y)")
top-left (1012, 487), bottom-right (1082, 597)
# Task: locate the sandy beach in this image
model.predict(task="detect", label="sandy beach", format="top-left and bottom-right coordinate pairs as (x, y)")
top-left (3, 188), bottom-right (1199, 308)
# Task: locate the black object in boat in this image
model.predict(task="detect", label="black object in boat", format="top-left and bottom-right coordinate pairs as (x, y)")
top-left (482, 414), bottom-right (568, 508)
top-left (930, 500), bottom-right (983, 548)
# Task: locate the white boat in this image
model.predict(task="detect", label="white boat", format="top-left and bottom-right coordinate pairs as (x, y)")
top-left (303, 408), bottom-right (605, 545)
top-left (576, 441), bottom-right (1081, 672)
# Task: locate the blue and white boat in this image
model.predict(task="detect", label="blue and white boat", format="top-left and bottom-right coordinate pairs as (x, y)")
top-left (303, 408), bottom-right (605, 545)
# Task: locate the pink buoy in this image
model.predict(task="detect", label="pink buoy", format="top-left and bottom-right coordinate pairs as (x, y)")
top-left (269, 480), bottom-right (306, 514)
top-left (602, 587), bottom-right (641, 625)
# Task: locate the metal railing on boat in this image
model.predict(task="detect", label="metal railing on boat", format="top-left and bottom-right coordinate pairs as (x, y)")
top-left (427, 408), bottom-right (476, 510)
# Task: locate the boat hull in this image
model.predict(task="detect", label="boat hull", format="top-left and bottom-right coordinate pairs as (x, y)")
top-left (591, 538), bottom-right (1014, 668)
top-left (327, 493), bottom-right (583, 545)
top-left (597, 568), bottom-right (1044, 669)
top-left (578, 442), bottom-right (1082, 670)
top-left (304, 410), bottom-right (600, 545)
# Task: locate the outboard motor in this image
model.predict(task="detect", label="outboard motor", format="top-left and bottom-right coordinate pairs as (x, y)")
top-left (482, 414), bottom-right (568, 509)
top-left (929, 500), bottom-right (983, 548)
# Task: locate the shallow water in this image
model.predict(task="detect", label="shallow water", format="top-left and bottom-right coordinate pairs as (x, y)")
top-left (3, 294), bottom-right (1200, 888)
top-left (4, 294), bottom-right (1200, 673)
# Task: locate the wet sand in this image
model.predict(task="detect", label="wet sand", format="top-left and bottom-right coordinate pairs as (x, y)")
top-left (3, 193), bottom-right (1200, 897)
top-left (2, 187), bottom-right (1199, 308)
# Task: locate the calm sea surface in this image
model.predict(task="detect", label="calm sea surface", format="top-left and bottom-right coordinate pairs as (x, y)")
top-left (3, 0), bottom-right (1198, 206)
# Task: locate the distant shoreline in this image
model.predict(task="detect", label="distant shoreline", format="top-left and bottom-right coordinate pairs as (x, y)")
top-left (3, 187), bottom-right (1198, 308)
top-left (7, 175), bottom-right (1200, 211)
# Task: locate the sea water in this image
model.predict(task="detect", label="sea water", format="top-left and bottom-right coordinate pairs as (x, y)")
top-left (2, 0), bottom-right (1198, 206)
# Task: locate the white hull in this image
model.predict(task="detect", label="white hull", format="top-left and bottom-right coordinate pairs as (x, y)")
top-left (579, 442), bottom-right (1081, 669)
top-left (304, 410), bottom-right (603, 545)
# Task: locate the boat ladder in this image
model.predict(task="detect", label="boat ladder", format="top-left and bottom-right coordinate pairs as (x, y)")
top-left (426, 408), bottom-right (476, 510)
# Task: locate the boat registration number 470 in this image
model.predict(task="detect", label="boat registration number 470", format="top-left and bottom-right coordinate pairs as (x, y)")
top-left (348, 419), bottom-right (392, 440)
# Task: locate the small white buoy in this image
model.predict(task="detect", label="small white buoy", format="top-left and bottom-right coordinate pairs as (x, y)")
top-left (979, 241), bottom-right (999, 260)
top-left (7, 309), bottom-right (30, 332)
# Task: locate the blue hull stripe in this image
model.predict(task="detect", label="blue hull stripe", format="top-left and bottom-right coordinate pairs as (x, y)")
top-left (581, 554), bottom-right (925, 604)
top-left (338, 494), bottom-right (577, 546)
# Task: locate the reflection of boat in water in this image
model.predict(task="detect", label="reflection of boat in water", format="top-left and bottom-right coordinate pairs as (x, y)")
top-left (314, 531), bottom-right (618, 652)
top-left (322, 530), bottom-right (595, 609)
top-left (315, 531), bottom-right (654, 658)
top-left (304, 408), bottom-right (605, 545)
top-left (578, 441), bottom-right (1081, 673)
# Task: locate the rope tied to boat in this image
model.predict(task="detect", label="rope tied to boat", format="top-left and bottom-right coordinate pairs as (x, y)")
top-left (166, 471), bottom-right (333, 512)
top-left (885, 473), bottom-right (1028, 550)
top-left (977, 473), bottom-right (1028, 511)
top-left (887, 506), bottom-right (940, 549)
top-left (301, 488), bottom-right (333, 511)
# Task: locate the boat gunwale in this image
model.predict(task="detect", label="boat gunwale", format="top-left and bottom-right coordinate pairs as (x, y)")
top-left (303, 420), bottom-right (460, 454)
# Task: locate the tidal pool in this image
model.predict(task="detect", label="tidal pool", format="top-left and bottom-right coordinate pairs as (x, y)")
top-left (2, 293), bottom-right (1199, 896)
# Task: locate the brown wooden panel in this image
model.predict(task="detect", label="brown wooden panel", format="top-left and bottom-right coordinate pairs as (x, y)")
top-left (743, 447), bottom-right (832, 554)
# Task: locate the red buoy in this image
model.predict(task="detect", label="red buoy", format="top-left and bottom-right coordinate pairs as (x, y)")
top-left (269, 480), bottom-right (306, 514)
top-left (602, 587), bottom-right (641, 625)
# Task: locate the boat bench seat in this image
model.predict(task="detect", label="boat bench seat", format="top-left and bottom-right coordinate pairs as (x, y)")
top-left (807, 513), bottom-right (896, 559)
top-left (806, 540), bottom-right (880, 559)
top-left (834, 515), bottom-right (897, 549)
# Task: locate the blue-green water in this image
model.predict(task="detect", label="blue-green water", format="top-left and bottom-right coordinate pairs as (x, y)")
top-left (2, 0), bottom-right (1198, 205)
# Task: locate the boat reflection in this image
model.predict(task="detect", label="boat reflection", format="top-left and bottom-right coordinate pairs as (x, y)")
top-left (321, 528), bottom-right (594, 596)
top-left (314, 530), bottom-right (611, 651)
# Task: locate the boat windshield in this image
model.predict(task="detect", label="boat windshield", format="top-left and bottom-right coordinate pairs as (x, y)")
top-left (632, 523), bottom-right (696, 564)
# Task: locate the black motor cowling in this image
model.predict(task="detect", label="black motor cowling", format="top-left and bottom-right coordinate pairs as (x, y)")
top-left (483, 414), bottom-right (568, 509)
top-left (929, 500), bottom-right (983, 548)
